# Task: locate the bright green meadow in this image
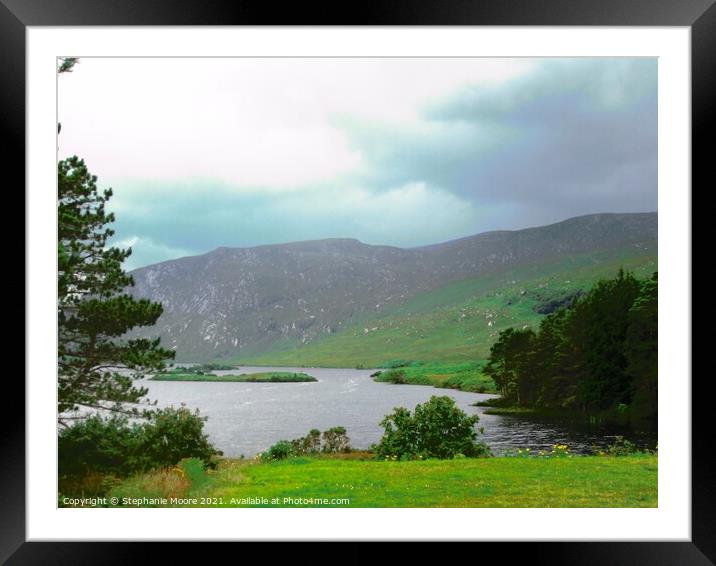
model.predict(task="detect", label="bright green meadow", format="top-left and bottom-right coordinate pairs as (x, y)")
top-left (110, 453), bottom-right (658, 508)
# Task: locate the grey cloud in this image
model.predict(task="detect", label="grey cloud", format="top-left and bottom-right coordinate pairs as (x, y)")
top-left (339, 58), bottom-right (657, 220)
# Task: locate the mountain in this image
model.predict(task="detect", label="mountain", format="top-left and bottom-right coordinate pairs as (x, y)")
top-left (127, 212), bottom-right (657, 362)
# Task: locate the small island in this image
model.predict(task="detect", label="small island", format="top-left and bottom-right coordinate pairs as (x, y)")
top-left (151, 370), bottom-right (317, 383)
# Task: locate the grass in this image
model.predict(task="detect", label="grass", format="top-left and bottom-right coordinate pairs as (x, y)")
top-left (228, 247), bottom-right (657, 369)
top-left (109, 466), bottom-right (192, 505)
top-left (372, 361), bottom-right (496, 393)
top-left (109, 453), bottom-right (658, 508)
top-left (151, 371), bottom-right (317, 382)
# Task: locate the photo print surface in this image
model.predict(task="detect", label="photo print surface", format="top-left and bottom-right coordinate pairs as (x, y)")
top-left (57, 56), bottom-right (658, 509)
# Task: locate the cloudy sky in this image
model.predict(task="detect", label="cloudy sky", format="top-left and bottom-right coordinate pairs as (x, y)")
top-left (58, 57), bottom-right (657, 270)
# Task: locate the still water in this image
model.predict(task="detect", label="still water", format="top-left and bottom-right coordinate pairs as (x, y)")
top-left (142, 366), bottom-right (656, 458)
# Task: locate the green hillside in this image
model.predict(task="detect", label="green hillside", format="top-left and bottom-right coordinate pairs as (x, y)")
top-left (229, 246), bottom-right (657, 368)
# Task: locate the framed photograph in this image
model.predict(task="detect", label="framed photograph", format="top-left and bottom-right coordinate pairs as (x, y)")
top-left (11, 0), bottom-right (709, 562)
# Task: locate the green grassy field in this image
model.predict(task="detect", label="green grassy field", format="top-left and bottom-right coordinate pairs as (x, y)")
top-left (151, 371), bottom-right (317, 382)
top-left (109, 453), bottom-right (658, 508)
top-left (228, 247), bottom-right (657, 369)
top-left (373, 361), bottom-right (496, 393)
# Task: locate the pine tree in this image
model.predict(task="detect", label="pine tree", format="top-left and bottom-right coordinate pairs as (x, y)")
top-left (58, 156), bottom-right (174, 426)
top-left (625, 272), bottom-right (658, 421)
top-left (484, 327), bottom-right (535, 404)
top-left (568, 268), bottom-right (642, 410)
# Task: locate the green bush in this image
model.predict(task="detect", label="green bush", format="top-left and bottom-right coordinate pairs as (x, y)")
top-left (261, 427), bottom-right (352, 461)
top-left (58, 405), bottom-right (222, 494)
top-left (290, 429), bottom-right (321, 455)
top-left (372, 396), bottom-right (490, 460)
top-left (261, 440), bottom-right (296, 461)
top-left (136, 405), bottom-right (222, 470)
top-left (58, 414), bottom-right (140, 480)
top-left (322, 427), bottom-right (351, 453)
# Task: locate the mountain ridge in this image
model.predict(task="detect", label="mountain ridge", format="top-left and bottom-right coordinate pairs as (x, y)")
top-left (127, 212), bottom-right (657, 362)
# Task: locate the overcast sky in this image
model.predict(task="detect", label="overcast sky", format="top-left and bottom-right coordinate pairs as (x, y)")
top-left (58, 57), bottom-right (657, 270)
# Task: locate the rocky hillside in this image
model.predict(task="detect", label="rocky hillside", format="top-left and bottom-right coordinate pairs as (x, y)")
top-left (127, 212), bottom-right (657, 361)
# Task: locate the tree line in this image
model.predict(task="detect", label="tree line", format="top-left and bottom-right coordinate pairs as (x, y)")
top-left (484, 269), bottom-right (657, 423)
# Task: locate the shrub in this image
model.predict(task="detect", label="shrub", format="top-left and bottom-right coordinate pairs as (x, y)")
top-left (58, 414), bottom-right (140, 481)
top-left (261, 440), bottom-right (296, 461)
top-left (372, 396), bottom-right (490, 460)
top-left (261, 427), bottom-right (352, 461)
top-left (136, 405), bottom-right (222, 470)
top-left (322, 427), bottom-right (351, 453)
top-left (58, 405), bottom-right (222, 495)
top-left (290, 429), bottom-right (321, 454)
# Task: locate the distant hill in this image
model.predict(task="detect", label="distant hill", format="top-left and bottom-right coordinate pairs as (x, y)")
top-left (127, 212), bottom-right (657, 363)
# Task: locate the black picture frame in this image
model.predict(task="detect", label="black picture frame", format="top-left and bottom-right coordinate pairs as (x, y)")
top-left (8, 0), bottom-right (709, 563)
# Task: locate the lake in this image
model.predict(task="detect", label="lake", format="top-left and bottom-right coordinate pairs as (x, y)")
top-left (142, 366), bottom-right (656, 457)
